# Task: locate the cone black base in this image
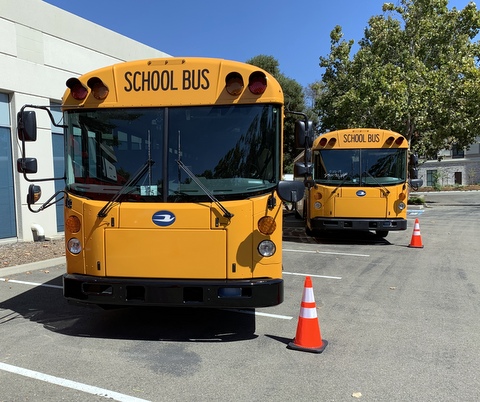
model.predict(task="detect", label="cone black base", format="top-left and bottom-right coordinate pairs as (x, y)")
top-left (287, 339), bottom-right (328, 354)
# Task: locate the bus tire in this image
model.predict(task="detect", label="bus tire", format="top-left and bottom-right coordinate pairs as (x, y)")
top-left (375, 230), bottom-right (388, 238)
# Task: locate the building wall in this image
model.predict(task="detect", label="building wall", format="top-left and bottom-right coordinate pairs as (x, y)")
top-left (0, 0), bottom-right (170, 242)
top-left (417, 136), bottom-right (480, 187)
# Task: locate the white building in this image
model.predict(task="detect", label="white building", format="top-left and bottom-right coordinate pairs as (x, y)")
top-left (418, 141), bottom-right (480, 188)
top-left (1, 0), bottom-right (169, 242)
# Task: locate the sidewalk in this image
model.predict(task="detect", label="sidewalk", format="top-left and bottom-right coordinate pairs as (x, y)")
top-left (0, 257), bottom-right (65, 277)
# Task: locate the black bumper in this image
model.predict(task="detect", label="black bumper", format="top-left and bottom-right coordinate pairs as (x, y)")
top-left (310, 217), bottom-right (407, 232)
top-left (63, 274), bottom-right (283, 308)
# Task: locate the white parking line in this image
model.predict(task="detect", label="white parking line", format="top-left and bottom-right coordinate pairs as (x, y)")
top-left (283, 271), bottom-right (342, 280)
top-left (0, 362), bottom-right (150, 402)
top-left (284, 248), bottom-right (369, 257)
top-left (0, 278), bottom-right (62, 289)
top-left (227, 309), bottom-right (293, 320)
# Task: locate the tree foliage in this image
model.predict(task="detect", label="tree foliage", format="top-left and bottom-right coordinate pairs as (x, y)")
top-left (315, 0), bottom-right (480, 157)
top-left (246, 55), bottom-right (314, 173)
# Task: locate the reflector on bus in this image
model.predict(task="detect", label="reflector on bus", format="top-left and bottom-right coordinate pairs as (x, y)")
top-left (248, 72), bottom-right (267, 94)
top-left (66, 78), bottom-right (88, 100)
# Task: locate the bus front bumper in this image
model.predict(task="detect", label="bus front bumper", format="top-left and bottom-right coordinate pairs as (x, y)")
top-left (310, 217), bottom-right (407, 232)
top-left (63, 274), bottom-right (283, 308)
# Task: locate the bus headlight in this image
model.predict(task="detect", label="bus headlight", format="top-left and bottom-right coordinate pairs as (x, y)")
top-left (67, 238), bottom-right (82, 255)
top-left (398, 202), bottom-right (406, 211)
top-left (314, 202), bottom-right (322, 209)
top-left (258, 240), bottom-right (276, 257)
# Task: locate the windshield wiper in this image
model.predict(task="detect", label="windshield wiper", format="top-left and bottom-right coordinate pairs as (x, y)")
top-left (176, 160), bottom-right (234, 219)
top-left (331, 173), bottom-right (352, 194)
top-left (362, 171), bottom-right (390, 195)
top-left (97, 159), bottom-right (155, 218)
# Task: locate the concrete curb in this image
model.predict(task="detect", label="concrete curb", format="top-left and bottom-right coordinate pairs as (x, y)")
top-left (0, 257), bottom-right (66, 277)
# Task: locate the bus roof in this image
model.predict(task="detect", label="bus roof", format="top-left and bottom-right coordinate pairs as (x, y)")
top-left (312, 128), bottom-right (408, 149)
top-left (62, 57), bottom-right (284, 109)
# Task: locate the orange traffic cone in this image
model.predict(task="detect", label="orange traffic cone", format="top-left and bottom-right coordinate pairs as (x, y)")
top-left (288, 276), bottom-right (327, 353)
top-left (408, 218), bottom-right (424, 248)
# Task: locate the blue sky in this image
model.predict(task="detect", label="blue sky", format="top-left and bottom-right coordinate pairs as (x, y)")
top-left (44, 0), bottom-right (473, 88)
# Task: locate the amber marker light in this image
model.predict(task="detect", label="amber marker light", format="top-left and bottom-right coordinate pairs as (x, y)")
top-left (66, 78), bottom-right (88, 100)
top-left (226, 72), bottom-right (244, 96)
top-left (87, 77), bottom-right (109, 100)
top-left (258, 216), bottom-right (276, 235)
top-left (398, 192), bottom-right (406, 201)
top-left (65, 215), bottom-right (81, 233)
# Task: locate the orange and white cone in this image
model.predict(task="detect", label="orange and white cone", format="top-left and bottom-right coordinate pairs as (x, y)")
top-left (408, 218), bottom-right (424, 248)
top-left (288, 276), bottom-right (327, 353)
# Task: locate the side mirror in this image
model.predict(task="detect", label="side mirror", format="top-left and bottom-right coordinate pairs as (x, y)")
top-left (294, 162), bottom-right (312, 177)
top-left (17, 110), bottom-right (37, 142)
top-left (410, 178), bottom-right (423, 189)
top-left (294, 120), bottom-right (314, 149)
top-left (410, 167), bottom-right (419, 180)
top-left (27, 184), bottom-right (42, 205)
top-left (277, 180), bottom-right (305, 203)
top-left (409, 153), bottom-right (419, 167)
top-left (17, 157), bottom-right (38, 174)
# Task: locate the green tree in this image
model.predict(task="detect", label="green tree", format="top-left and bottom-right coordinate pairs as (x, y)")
top-left (315, 0), bottom-right (480, 157)
top-left (246, 55), bottom-right (314, 173)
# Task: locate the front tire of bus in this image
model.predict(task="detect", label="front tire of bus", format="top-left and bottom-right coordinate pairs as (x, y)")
top-left (375, 230), bottom-right (388, 238)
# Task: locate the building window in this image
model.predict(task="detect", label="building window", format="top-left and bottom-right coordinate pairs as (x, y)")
top-left (426, 169), bottom-right (437, 186)
top-left (51, 102), bottom-right (65, 232)
top-left (452, 145), bottom-right (464, 159)
top-left (0, 93), bottom-right (17, 239)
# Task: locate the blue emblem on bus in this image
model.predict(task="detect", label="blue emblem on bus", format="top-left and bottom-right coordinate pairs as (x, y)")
top-left (152, 210), bottom-right (176, 227)
top-left (356, 190), bottom-right (366, 197)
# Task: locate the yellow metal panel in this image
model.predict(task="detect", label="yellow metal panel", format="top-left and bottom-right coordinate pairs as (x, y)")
top-left (119, 203), bottom-right (211, 229)
top-left (334, 188), bottom-right (387, 218)
top-left (105, 229), bottom-right (226, 278)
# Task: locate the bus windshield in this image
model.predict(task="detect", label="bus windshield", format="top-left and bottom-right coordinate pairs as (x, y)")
top-left (313, 148), bottom-right (407, 186)
top-left (65, 104), bottom-right (281, 202)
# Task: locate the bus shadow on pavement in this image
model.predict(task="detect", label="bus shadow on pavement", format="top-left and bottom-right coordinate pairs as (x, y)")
top-left (282, 211), bottom-right (392, 245)
top-left (0, 275), bottom-right (257, 343)
top-left (309, 230), bottom-right (392, 246)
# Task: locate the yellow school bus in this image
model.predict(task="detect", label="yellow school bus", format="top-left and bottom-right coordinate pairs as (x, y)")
top-left (17, 57), bottom-right (304, 308)
top-left (294, 127), bottom-right (422, 237)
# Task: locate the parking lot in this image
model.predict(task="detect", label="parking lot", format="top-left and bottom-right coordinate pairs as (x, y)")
top-left (1, 192), bottom-right (479, 401)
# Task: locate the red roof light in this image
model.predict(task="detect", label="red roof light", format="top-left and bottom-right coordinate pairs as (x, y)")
top-left (248, 72), bottom-right (267, 94)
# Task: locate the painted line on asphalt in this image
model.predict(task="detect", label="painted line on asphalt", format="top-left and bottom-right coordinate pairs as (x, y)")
top-left (0, 278), bottom-right (62, 289)
top-left (284, 248), bottom-right (369, 257)
top-left (0, 362), bottom-right (150, 402)
top-left (283, 271), bottom-right (342, 280)
top-left (227, 309), bottom-right (293, 320)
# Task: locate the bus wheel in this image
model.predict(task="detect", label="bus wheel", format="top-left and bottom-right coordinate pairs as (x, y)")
top-left (375, 230), bottom-right (388, 238)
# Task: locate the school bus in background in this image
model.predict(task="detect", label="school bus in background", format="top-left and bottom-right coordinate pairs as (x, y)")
top-left (294, 126), bottom-right (423, 237)
top-left (16, 57), bottom-right (304, 308)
